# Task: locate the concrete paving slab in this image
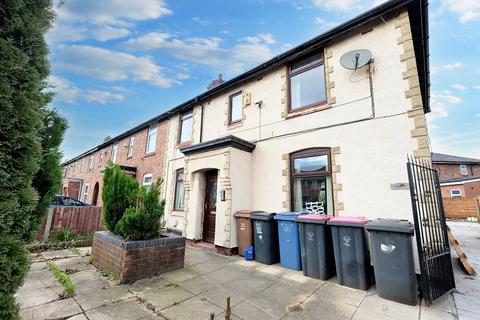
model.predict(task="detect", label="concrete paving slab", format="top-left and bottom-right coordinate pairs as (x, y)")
top-left (358, 292), bottom-right (420, 320)
top-left (226, 272), bottom-right (278, 296)
top-left (200, 285), bottom-right (249, 308)
top-left (160, 296), bottom-right (223, 320)
top-left (248, 281), bottom-right (310, 318)
top-left (314, 282), bottom-right (367, 307)
top-left (54, 256), bottom-right (95, 272)
top-left (161, 268), bottom-right (200, 283)
top-left (186, 260), bottom-right (228, 275)
top-left (456, 308), bottom-right (480, 320)
top-left (283, 295), bottom-right (357, 320)
top-left (252, 264), bottom-right (295, 281)
top-left (19, 298), bottom-right (82, 320)
top-left (420, 305), bottom-right (457, 320)
top-left (280, 271), bottom-right (326, 293)
top-left (68, 314), bottom-right (89, 320)
top-left (41, 249), bottom-right (78, 260)
top-left (86, 298), bottom-right (154, 320)
top-left (231, 300), bottom-right (278, 320)
top-left (177, 275), bottom-right (219, 294)
top-left (431, 294), bottom-right (457, 315)
top-left (15, 287), bottom-right (59, 309)
top-left (29, 261), bottom-right (47, 271)
top-left (201, 266), bottom-right (247, 284)
top-left (75, 283), bottom-right (133, 310)
top-left (352, 308), bottom-right (396, 320)
top-left (78, 247), bottom-right (92, 256)
top-left (130, 275), bottom-right (173, 294)
top-left (138, 285), bottom-right (194, 310)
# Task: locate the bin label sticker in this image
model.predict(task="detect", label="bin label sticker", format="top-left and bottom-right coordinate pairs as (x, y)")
top-left (381, 243), bottom-right (396, 254)
top-left (282, 222), bottom-right (292, 232)
top-left (343, 235), bottom-right (352, 247)
top-left (307, 232), bottom-right (315, 241)
top-left (240, 222), bottom-right (246, 231)
top-left (255, 223), bottom-right (263, 240)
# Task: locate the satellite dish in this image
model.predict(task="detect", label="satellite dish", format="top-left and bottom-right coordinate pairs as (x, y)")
top-left (340, 49), bottom-right (373, 70)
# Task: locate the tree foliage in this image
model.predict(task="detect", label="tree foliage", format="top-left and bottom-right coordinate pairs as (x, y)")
top-left (101, 163), bottom-right (139, 232)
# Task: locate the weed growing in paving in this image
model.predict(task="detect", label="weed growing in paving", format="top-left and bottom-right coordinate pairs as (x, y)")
top-left (70, 247), bottom-right (80, 254)
top-left (47, 262), bottom-right (76, 296)
top-left (101, 270), bottom-right (119, 284)
top-left (87, 255), bottom-right (94, 265)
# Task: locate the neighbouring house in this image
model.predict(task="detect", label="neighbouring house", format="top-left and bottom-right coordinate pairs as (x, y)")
top-left (62, 0), bottom-right (430, 255)
top-left (432, 152), bottom-right (480, 198)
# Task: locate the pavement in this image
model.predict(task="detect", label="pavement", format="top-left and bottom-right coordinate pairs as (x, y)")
top-left (448, 221), bottom-right (480, 320)
top-left (16, 245), bottom-right (459, 320)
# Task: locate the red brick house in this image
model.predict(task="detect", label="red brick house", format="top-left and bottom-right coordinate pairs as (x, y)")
top-left (432, 152), bottom-right (480, 198)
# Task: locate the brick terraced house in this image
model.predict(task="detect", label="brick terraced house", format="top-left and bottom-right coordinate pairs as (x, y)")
top-left (62, 0), bottom-right (430, 256)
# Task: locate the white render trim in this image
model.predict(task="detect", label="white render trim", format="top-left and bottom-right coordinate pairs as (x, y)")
top-left (441, 178), bottom-right (480, 186)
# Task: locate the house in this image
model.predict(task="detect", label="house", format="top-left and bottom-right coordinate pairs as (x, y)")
top-left (432, 152), bottom-right (480, 198)
top-left (62, 0), bottom-right (430, 255)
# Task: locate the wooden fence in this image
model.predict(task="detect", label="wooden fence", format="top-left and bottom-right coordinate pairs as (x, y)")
top-left (443, 197), bottom-right (480, 220)
top-left (36, 206), bottom-right (104, 240)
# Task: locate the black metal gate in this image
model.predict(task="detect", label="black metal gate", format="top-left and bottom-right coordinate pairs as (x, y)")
top-left (407, 157), bottom-right (455, 305)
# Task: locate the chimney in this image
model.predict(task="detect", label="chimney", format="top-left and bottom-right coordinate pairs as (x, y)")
top-left (207, 73), bottom-right (224, 90)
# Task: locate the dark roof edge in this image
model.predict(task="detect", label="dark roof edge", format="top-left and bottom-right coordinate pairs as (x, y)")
top-left (440, 175), bottom-right (480, 184)
top-left (62, 0), bottom-right (428, 166)
top-left (180, 135), bottom-right (256, 156)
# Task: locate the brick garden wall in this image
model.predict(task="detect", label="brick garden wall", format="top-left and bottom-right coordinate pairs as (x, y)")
top-left (92, 231), bottom-right (185, 283)
top-left (443, 197), bottom-right (480, 219)
top-left (36, 206), bottom-right (103, 240)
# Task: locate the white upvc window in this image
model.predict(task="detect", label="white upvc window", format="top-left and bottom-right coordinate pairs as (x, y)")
top-left (450, 189), bottom-right (462, 198)
top-left (79, 159), bottom-right (83, 172)
top-left (98, 149), bottom-right (104, 166)
top-left (127, 136), bottom-right (135, 157)
top-left (88, 155), bottom-right (94, 171)
top-left (82, 184), bottom-right (89, 202)
top-left (111, 142), bottom-right (118, 163)
top-left (143, 174), bottom-right (153, 191)
top-left (146, 125), bottom-right (157, 154)
top-left (460, 165), bottom-right (468, 175)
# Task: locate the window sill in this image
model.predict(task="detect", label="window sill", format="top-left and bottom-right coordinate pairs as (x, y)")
top-left (177, 141), bottom-right (192, 149)
top-left (171, 210), bottom-right (185, 217)
top-left (227, 121), bottom-right (243, 130)
top-left (143, 152), bottom-right (156, 159)
top-left (286, 103), bottom-right (330, 120)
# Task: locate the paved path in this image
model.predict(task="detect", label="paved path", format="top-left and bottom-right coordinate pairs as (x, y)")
top-left (448, 221), bottom-right (480, 320)
top-left (17, 246), bottom-right (458, 320)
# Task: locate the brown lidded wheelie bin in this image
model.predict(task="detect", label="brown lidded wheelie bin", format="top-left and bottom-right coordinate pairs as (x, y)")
top-left (234, 210), bottom-right (260, 256)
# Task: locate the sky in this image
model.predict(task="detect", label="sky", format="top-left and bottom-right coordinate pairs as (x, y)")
top-left (45, 0), bottom-right (480, 161)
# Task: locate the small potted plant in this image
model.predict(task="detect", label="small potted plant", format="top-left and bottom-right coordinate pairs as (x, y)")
top-left (92, 164), bottom-right (185, 283)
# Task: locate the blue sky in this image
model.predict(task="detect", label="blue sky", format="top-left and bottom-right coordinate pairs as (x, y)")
top-left (46, 0), bottom-right (480, 161)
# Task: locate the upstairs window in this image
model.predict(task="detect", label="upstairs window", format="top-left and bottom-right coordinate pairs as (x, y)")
top-left (146, 125), bottom-right (157, 154)
top-left (143, 173), bottom-right (153, 191)
top-left (450, 189), bottom-right (462, 198)
top-left (290, 148), bottom-right (333, 214)
top-left (127, 136), bottom-right (135, 157)
top-left (174, 169), bottom-right (185, 210)
top-left (111, 142), bottom-right (118, 163)
top-left (98, 149), bottom-right (104, 166)
top-left (460, 165), bottom-right (468, 175)
top-left (88, 155), bottom-right (93, 171)
top-left (79, 159), bottom-right (83, 173)
top-left (179, 111), bottom-right (193, 144)
top-left (229, 92), bottom-right (243, 124)
top-left (289, 52), bottom-right (326, 112)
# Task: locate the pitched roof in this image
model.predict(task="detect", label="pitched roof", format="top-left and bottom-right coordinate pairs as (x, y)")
top-left (62, 0), bottom-right (429, 166)
top-left (431, 152), bottom-right (480, 164)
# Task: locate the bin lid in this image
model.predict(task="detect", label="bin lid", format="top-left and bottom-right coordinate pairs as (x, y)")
top-left (327, 216), bottom-right (368, 227)
top-left (297, 214), bottom-right (333, 224)
top-left (250, 212), bottom-right (276, 221)
top-left (234, 210), bottom-right (263, 218)
top-left (273, 212), bottom-right (301, 221)
top-left (365, 218), bottom-right (414, 234)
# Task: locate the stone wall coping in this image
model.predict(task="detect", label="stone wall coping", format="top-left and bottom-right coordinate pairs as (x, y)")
top-left (94, 230), bottom-right (186, 250)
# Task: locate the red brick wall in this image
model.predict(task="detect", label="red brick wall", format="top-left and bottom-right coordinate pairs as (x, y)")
top-left (62, 120), bottom-right (170, 206)
top-left (92, 231), bottom-right (185, 283)
top-left (36, 206), bottom-right (104, 240)
top-left (442, 197), bottom-right (480, 219)
top-left (464, 181), bottom-right (480, 198)
top-left (441, 184), bottom-right (466, 198)
top-left (434, 163), bottom-right (480, 180)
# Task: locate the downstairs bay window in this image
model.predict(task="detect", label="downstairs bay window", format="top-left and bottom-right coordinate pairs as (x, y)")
top-left (290, 148), bottom-right (333, 214)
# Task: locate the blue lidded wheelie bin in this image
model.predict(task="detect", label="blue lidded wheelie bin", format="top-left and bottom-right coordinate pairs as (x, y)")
top-left (297, 214), bottom-right (335, 280)
top-left (327, 216), bottom-right (370, 290)
top-left (274, 212), bottom-right (302, 270)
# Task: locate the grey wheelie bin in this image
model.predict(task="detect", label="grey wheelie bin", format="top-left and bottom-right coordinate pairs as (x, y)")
top-left (365, 219), bottom-right (417, 305)
top-left (251, 212), bottom-right (279, 265)
top-left (297, 214), bottom-right (335, 280)
top-left (327, 216), bottom-right (370, 290)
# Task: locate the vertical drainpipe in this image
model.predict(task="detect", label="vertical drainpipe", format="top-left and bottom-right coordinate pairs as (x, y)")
top-left (196, 97), bottom-right (205, 143)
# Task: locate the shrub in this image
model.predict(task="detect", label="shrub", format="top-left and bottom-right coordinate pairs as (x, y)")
top-left (115, 179), bottom-right (165, 241)
top-left (102, 164), bottom-right (138, 232)
top-left (52, 228), bottom-right (77, 242)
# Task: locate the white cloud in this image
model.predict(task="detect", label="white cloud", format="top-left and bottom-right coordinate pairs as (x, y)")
top-left (47, 75), bottom-right (80, 103)
top-left (442, 0), bottom-right (480, 23)
top-left (442, 62), bottom-right (462, 70)
top-left (314, 17), bottom-right (337, 29)
top-left (474, 85), bottom-right (480, 90)
top-left (84, 90), bottom-right (124, 104)
top-left (192, 17), bottom-right (210, 26)
top-left (451, 83), bottom-right (467, 90)
top-left (122, 33), bottom-right (276, 74)
top-left (175, 73), bottom-right (191, 80)
top-left (430, 130), bottom-right (480, 159)
top-left (312, 0), bottom-right (363, 12)
top-left (56, 45), bottom-right (177, 87)
top-left (48, 24), bottom-right (130, 43)
top-left (427, 90), bottom-right (462, 123)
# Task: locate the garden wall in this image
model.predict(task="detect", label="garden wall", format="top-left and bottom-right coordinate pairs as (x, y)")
top-left (443, 197), bottom-right (480, 219)
top-left (36, 206), bottom-right (103, 240)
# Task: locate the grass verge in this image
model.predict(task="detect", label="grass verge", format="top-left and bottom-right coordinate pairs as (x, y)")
top-left (47, 261), bottom-right (76, 297)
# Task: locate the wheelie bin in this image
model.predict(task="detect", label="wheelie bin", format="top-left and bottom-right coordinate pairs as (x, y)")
top-left (297, 214), bottom-right (335, 280)
top-left (274, 212), bottom-right (302, 270)
top-left (234, 210), bottom-right (258, 257)
top-left (327, 216), bottom-right (370, 290)
top-left (250, 212), bottom-right (279, 265)
top-left (365, 219), bottom-right (417, 305)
